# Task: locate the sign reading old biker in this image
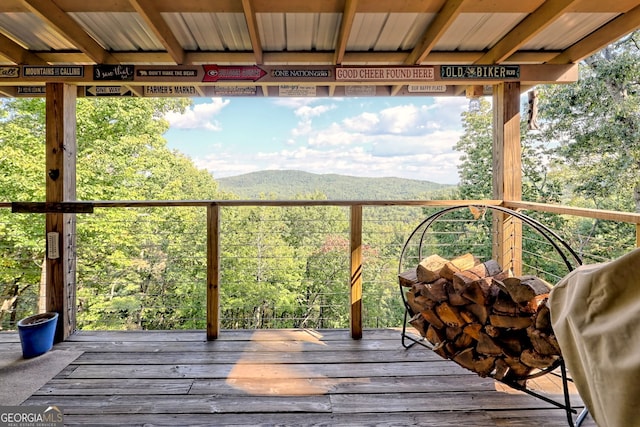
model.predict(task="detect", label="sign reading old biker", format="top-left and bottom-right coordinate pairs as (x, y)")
top-left (440, 65), bottom-right (520, 80)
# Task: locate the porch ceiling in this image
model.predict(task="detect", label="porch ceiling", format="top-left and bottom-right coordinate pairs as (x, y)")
top-left (0, 0), bottom-right (639, 97)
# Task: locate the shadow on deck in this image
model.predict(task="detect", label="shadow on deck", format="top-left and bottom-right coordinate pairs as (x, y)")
top-left (0, 328), bottom-right (594, 426)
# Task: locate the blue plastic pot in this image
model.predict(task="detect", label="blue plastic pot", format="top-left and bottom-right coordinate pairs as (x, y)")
top-left (17, 312), bottom-right (58, 358)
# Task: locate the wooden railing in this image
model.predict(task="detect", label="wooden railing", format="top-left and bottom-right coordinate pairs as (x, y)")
top-left (4, 199), bottom-right (640, 341)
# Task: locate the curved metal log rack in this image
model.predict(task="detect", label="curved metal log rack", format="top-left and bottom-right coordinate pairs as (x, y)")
top-left (398, 204), bottom-right (589, 427)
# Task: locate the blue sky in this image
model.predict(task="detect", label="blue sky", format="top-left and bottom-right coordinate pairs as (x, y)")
top-left (163, 96), bottom-right (470, 184)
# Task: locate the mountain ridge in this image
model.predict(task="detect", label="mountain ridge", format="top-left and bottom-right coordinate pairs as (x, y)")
top-left (217, 170), bottom-right (456, 200)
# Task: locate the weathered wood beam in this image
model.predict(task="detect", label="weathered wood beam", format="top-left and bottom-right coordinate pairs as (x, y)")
top-left (334, 0), bottom-right (358, 65)
top-left (492, 82), bottom-right (522, 275)
top-left (21, 0), bottom-right (118, 64)
top-left (207, 204), bottom-right (221, 340)
top-left (129, 0), bottom-right (185, 65)
top-left (350, 205), bottom-right (363, 340)
top-left (241, 0), bottom-right (264, 64)
top-left (0, 32), bottom-right (47, 65)
top-left (406, 0), bottom-right (466, 65)
top-left (11, 202), bottom-right (94, 213)
top-left (45, 82), bottom-right (77, 342)
top-left (475, 0), bottom-right (577, 65)
top-left (390, 0), bottom-right (466, 94)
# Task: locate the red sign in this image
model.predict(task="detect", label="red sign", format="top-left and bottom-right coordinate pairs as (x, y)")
top-left (202, 65), bottom-right (266, 82)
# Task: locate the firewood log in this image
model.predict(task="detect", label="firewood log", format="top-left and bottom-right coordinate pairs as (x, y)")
top-left (463, 323), bottom-right (482, 340)
top-left (453, 260), bottom-right (503, 293)
top-left (534, 302), bottom-right (552, 332)
top-left (463, 277), bottom-right (498, 306)
top-left (436, 302), bottom-right (466, 328)
top-left (489, 314), bottom-right (532, 330)
top-left (466, 303), bottom-right (489, 325)
top-left (409, 313), bottom-right (429, 337)
top-left (420, 308), bottom-right (445, 329)
top-left (527, 326), bottom-right (562, 356)
top-left (503, 275), bottom-right (552, 304)
top-left (476, 332), bottom-right (504, 356)
top-left (520, 349), bottom-right (558, 369)
top-left (398, 269), bottom-right (418, 287)
top-left (492, 292), bottom-right (520, 315)
top-left (445, 326), bottom-right (463, 341)
top-left (440, 253), bottom-right (478, 280)
top-left (426, 324), bottom-right (446, 345)
top-left (422, 278), bottom-right (449, 302)
top-left (416, 254), bottom-right (449, 283)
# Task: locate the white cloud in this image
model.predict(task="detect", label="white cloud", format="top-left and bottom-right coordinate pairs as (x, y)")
top-left (341, 98), bottom-right (468, 136)
top-left (193, 151), bottom-right (262, 179)
top-left (165, 98), bottom-right (230, 131)
top-left (294, 104), bottom-right (336, 119)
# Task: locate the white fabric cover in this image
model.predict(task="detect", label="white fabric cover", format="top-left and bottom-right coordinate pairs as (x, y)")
top-left (549, 248), bottom-right (640, 427)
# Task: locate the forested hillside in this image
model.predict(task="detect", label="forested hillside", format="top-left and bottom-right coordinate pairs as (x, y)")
top-left (218, 170), bottom-right (454, 199)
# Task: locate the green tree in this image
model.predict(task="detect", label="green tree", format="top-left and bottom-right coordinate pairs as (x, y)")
top-left (537, 32), bottom-right (639, 212)
top-left (535, 31), bottom-right (640, 258)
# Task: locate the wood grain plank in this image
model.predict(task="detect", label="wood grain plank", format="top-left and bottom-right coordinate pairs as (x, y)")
top-left (54, 411), bottom-right (499, 427)
top-left (67, 361), bottom-right (470, 379)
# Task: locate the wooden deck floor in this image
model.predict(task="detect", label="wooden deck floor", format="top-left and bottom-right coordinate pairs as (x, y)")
top-left (1, 328), bottom-right (594, 426)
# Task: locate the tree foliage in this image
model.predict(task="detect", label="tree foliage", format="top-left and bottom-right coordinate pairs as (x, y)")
top-left (537, 31), bottom-right (640, 213)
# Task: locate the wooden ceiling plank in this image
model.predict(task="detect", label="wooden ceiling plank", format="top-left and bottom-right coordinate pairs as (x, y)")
top-left (405, 0), bottom-right (467, 65)
top-left (476, 0), bottom-right (577, 65)
top-left (0, 32), bottom-right (47, 65)
top-left (549, 4), bottom-right (640, 64)
top-left (241, 0), bottom-right (263, 64)
top-left (129, 0), bottom-right (185, 65)
top-left (334, 0), bottom-right (359, 65)
top-left (21, 0), bottom-right (117, 64)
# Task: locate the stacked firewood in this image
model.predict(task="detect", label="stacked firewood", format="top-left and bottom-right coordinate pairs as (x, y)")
top-left (399, 253), bottom-right (561, 382)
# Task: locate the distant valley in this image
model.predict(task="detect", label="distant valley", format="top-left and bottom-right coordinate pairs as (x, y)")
top-left (217, 170), bottom-right (456, 200)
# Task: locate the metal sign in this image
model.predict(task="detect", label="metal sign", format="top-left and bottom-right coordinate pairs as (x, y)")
top-left (144, 86), bottom-right (198, 96)
top-left (202, 65), bottom-right (266, 82)
top-left (440, 65), bottom-right (520, 79)
top-left (137, 68), bottom-right (198, 78)
top-left (278, 85), bottom-right (316, 97)
top-left (0, 67), bottom-right (19, 78)
top-left (214, 86), bottom-right (257, 96)
top-left (16, 86), bottom-right (46, 95)
top-left (85, 86), bottom-right (133, 96)
top-left (407, 84), bottom-right (447, 93)
top-left (336, 67), bottom-right (434, 81)
top-left (344, 85), bottom-right (377, 96)
top-left (271, 69), bottom-right (331, 78)
top-left (93, 65), bottom-right (134, 81)
top-left (22, 66), bottom-right (84, 77)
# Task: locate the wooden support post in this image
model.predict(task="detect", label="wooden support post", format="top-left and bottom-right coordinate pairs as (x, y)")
top-left (350, 205), bottom-right (363, 340)
top-left (45, 83), bottom-right (77, 342)
top-left (207, 204), bottom-right (220, 340)
top-left (636, 223), bottom-right (640, 248)
top-left (492, 82), bottom-right (523, 275)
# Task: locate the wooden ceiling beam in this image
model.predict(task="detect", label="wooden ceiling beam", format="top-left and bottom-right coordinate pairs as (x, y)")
top-left (334, 0), bottom-right (358, 65)
top-left (129, 0), bottom-right (185, 65)
top-left (391, 0), bottom-right (466, 94)
top-left (0, 33), bottom-right (47, 65)
top-left (549, 4), bottom-right (640, 64)
top-left (475, 0), bottom-right (577, 65)
top-left (405, 0), bottom-right (466, 66)
top-left (242, 0), bottom-right (263, 64)
top-left (21, 0), bottom-right (118, 64)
